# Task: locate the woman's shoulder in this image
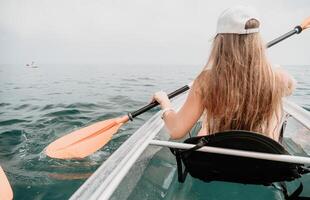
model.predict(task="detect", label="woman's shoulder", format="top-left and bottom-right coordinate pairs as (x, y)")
top-left (196, 68), bottom-right (211, 81)
top-left (272, 65), bottom-right (296, 96)
top-left (193, 69), bottom-right (211, 93)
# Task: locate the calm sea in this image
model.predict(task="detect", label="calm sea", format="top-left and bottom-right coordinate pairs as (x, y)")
top-left (0, 64), bottom-right (309, 199)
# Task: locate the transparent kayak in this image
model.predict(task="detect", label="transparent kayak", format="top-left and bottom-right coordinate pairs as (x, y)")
top-left (70, 92), bottom-right (310, 200)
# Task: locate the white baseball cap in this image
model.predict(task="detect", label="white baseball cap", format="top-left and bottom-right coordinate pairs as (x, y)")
top-left (216, 5), bottom-right (260, 34)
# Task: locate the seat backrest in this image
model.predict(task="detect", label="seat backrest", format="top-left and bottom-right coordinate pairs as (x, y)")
top-left (179, 130), bottom-right (304, 185)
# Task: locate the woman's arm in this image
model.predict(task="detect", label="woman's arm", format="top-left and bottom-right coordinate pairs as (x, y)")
top-left (153, 81), bottom-right (204, 139)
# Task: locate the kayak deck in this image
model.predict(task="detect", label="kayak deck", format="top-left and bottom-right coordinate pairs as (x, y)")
top-left (70, 92), bottom-right (310, 200)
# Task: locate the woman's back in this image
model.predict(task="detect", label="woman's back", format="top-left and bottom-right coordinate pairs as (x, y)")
top-left (197, 70), bottom-right (287, 140)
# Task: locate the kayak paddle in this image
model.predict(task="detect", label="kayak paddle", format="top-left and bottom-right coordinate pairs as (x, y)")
top-left (45, 16), bottom-right (310, 159)
top-left (0, 166), bottom-right (13, 200)
top-left (45, 86), bottom-right (190, 159)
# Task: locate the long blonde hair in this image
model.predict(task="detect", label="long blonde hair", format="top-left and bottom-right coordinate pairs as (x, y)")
top-left (196, 19), bottom-right (283, 138)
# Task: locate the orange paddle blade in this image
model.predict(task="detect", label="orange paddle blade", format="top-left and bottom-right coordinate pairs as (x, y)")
top-left (0, 166), bottom-right (13, 200)
top-left (45, 115), bottom-right (129, 159)
top-left (301, 16), bottom-right (310, 30)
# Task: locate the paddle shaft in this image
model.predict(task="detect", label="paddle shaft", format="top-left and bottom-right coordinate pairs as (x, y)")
top-left (128, 25), bottom-right (305, 121)
top-left (267, 26), bottom-right (303, 48)
top-left (128, 85), bottom-right (190, 119)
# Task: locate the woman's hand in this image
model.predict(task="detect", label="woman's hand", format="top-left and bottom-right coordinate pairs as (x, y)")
top-left (152, 91), bottom-right (172, 109)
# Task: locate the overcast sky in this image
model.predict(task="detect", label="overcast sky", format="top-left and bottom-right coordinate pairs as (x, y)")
top-left (0, 0), bottom-right (309, 65)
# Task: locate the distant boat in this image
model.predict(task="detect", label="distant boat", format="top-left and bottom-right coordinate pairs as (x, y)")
top-left (26, 61), bottom-right (38, 68)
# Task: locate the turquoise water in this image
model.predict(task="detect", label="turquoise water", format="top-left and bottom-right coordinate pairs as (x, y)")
top-left (0, 64), bottom-right (309, 199)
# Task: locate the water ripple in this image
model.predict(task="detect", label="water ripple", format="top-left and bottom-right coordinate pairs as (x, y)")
top-left (121, 78), bottom-right (137, 82)
top-left (65, 103), bottom-right (99, 109)
top-left (43, 109), bottom-right (81, 117)
top-left (0, 102), bottom-right (10, 107)
top-left (0, 130), bottom-right (24, 158)
top-left (40, 104), bottom-right (66, 111)
top-left (13, 104), bottom-right (31, 110)
top-left (0, 119), bottom-right (30, 126)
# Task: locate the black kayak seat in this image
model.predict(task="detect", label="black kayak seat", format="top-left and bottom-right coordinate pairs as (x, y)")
top-left (170, 130), bottom-right (310, 199)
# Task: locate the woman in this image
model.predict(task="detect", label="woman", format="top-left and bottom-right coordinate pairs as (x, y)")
top-left (153, 6), bottom-right (295, 141)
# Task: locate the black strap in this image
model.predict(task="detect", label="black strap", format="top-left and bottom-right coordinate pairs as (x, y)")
top-left (183, 137), bottom-right (208, 154)
top-left (170, 148), bottom-right (188, 183)
top-left (278, 181), bottom-right (305, 200)
top-left (288, 183), bottom-right (303, 200)
top-left (298, 197), bottom-right (310, 200)
top-left (171, 137), bottom-right (209, 183)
